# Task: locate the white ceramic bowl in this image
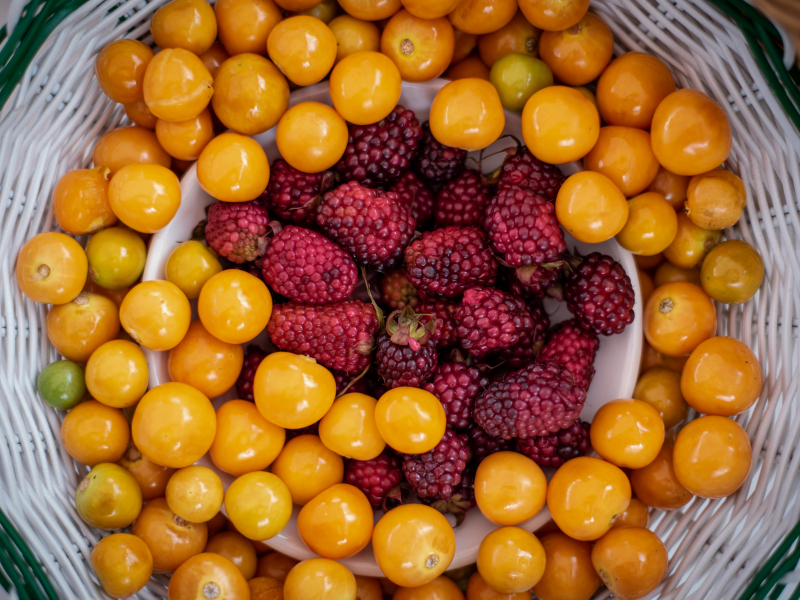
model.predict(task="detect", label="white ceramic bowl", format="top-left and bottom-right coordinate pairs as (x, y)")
top-left (142, 79), bottom-right (642, 577)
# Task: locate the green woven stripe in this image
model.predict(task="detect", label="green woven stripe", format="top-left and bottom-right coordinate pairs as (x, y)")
top-left (0, 508), bottom-right (58, 600)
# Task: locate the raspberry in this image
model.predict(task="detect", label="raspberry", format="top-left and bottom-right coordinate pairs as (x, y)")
top-left (205, 200), bottom-right (269, 264)
top-left (333, 369), bottom-right (378, 396)
top-left (510, 263), bottom-right (565, 299)
top-left (402, 430), bottom-right (470, 500)
top-left (496, 146), bottom-right (566, 201)
top-left (494, 303), bottom-right (550, 369)
top-left (261, 225), bottom-right (357, 304)
top-left (536, 318), bottom-right (599, 390)
top-left (375, 308), bottom-right (438, 388)
top-left (421, 464), bottom-right (476, 526)
top-left (456, 287), bottom-right (534, 357)
top-left (564, 252), bottom-right (635, 336)
top-left (434, 169), bottom-right (492, 228)
top-left (414, 121), bottom-right (467, 184)
top-left (317, 181), bottom-right (415, 271)
top-left (515, 419), bottom-right (591, 468)
top-left (473, 361), bottom-right (587, 439)
top-left (345, 453), bottom-right (404, 508)
top-left (417, 298), bottom-right (459, 349)
top-left (424, 361), bottom-right (488, 429)
top-left (335, 105), bottom-right (423, 186)
top-left (463, 422), bottom-right (513, 462)
top-left (267, 299), bottom-right (380, 373)
top-left (236, 345), bottom-right (268, 402)
top-left (380, 271), bottom-right (419, 311)
top-left (405, 226), bottom-right (498, 298)
top-left (388, 170), bottom-right (436, 229)
top-left (262, 159), bottom-right (335, 226)
top-left (484, 187), bottom-right (565, 268)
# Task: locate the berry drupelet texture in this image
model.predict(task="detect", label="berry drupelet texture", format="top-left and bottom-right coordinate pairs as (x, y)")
top-left (236, 345), bottom-right (268, 402)
top-left (380, 271), bottom-right (419, 311)
top-left (205, 200), bottom-right (270, 264)
top-left (402, 429), bottom-right (470, 500)
top-left (417, 298), bottom-right (460, 349)
top-left (388, 170), bottom-right (436, 229)
top-left (434, 169), bottom-right (493, 228)
top-left (414, 121), bottom-right (467, 185)
top-left (424, 361), bottom-right (489, 429)
top-left (262, 159), bottom-right (334, 226)
top-left (376, 332), bottom-right (438, 388)
top-left (345, 453), bottom-right (404, 508)
top-left (496, 146), bottom-right (566, 201)
top-left (456, 287), bottom-right (534, 357)
top-left (536, 318), bottom-right (599, 390)
top-left (463, 422), bottom-right (513, 462)
top-left (515, 419), bottom-right (591, 468)
top-left (494, 302), bottom-right (550, 369)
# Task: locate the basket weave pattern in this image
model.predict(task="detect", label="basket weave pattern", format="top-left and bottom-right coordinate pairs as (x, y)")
top-left (0, 0), bottom-right (798, 598)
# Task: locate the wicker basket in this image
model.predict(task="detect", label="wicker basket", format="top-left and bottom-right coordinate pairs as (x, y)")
top-left (0, 0), bottom-right (799, 598)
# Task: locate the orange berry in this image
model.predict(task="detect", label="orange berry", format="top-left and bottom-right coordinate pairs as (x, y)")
top-left (284, 558), bottom-right (358, 600)
top-left (250, 576), bottom-right (285, 600)
top-left (467, 572), bottom-right (531, 600)
top-left (16, 232), bottom-right (87, 305)
top-left (166, 465), bottom-right (224, 524)
top-left (448, 0), bottom-right (516, 35)
top-left (340, 0), bottom-right (402, 20)
top-left (591, 527), bottom-right (668, 600)
top-left (596, 52), bottom-right (675, 130)
top-left (555, 171), bottom-right (628, 243)
top-left (583, 127), bottom-right (660, 197)
top-left (635, 252), bottom-right (664, 270)
top-left (82, 279), bottom-right (132, 312)
top-left (93, 126), bottom-right (171, 175)
top-left (319, 392), bottom-right (386, 460)
top-left (132, 382), bottom-right (216, 468)
top-left (86, 339), bottom-right (148, 408)
top-left (268, 16), bottom-right (337, 86)
top-left (276, 101), bottom-right (349, 173)
top-left (681, 336), bottom-right (762, 417)
top-left (643, 282), bottom-right (716, 357)
top-left (478, 527), bottom-right (545, 594)
top-left (547, 457), bottom-right (631, 541)
top-left (475, 451), bottom-right (546, 525)
top-left (685, 168), bottom-right (745, 230)
top-left (198, 270), bottom-right (272, 344)
top-left (444, 55), bottom-right (491, 81)
top-left (76, 463), bottom-right (142, 530)
top-left (478, 11), bottom-right (541, 68)
top-left (518, 0), bottom-right (589, 31)
top-left (271, 434), bottom-right (344, 505)
top-left (108, 163), bottom-right (181, 233)
top-left (125, 100), bottom-right (159, 129)
top-left (329, 16), bottom-right (381, 63)
top-left (654, 261), bottom-right (702, 287)
top-left (289, 0), bottom-right (340, 21)
top-left (357, 576), bottom-right (385, 600)
top-left (373, 504), bottom-right (456, 587)
top-left (452, 29), bottom-right (478, 63)
top-left (402, 0), bottom-right (460, 19)
top-left (168, 553), bottom-right (249, 600)
top-left (275, 0), bottom-right (323, 11)
top-left (215, 0), bottom-right (283, 55)
top-left (532, 532), bottom-right (600, 600)
top-left (197, 132), bottom-right (270, 201)
top-left (151, 0), bottom-right (218, 55)
top-left (430, 78), bottom-right (505, 150)
top-left (590, 399), bottom-right (665, 469)
top-left (639, 340), bottom-right (688, 375)
top-left (646, 165), bottom-right (690, 210)
top-left (538, 13), bottom-right (612, 86)
top-left (47, 292), bottom-right (120, 362)
top-left (85, 226), bottom-right (146, 290)
top-left (96, 40), bottom-right (155, 104)
top-left (132, 497), bottom-right (208, 573)
top-left (118, 443), bottom-right (175, 502)
top-left (211, 400), bottom-right (285, 476)
top-left (629, 444), bottom-right (692, 510)
top-left (611, 498), bottom-right (649, 529)
top-left (91, 533), bottom-right (153, 599)
top-left (638, 270), bottom-right (655, 305)
top-left (165, 240), bottom-right (223, 299)
top-left (375, 387), bottom-right (446, 453)
top-left (62, 400), bottom-right (129, 466)
top-left (256, 552), bottom-right (298, 581)
top-left (53, 167), bottom-right (116, 235)
top-left (155, 108), bottom-right (215, 161)
top-left (225, 471), bottom-right (293, 540)
top-left (394, 576), bottom-right (465, 600)
top-left (651, 89), bottom-right (732, 176)
top-left (700, 240), bottom-right (764, 304)
top-left (143, 48), bottom-right (213, 122)
top-left (381, 10), bottom-right (455, 82)
top-left (298, 483), bottom-right (374, 559)
top-left (633, 368), bottom-right (688, 429)
top-left (205, 531), bottom-right (258, 580)
top-left (200, 42), bottom-right (230, 79)
top-left (330, 51), bottom-right (402, 125)
top-left (120, 280), bottom-right (191, 351)
top-left (522, 86), bottom-right (599, 164)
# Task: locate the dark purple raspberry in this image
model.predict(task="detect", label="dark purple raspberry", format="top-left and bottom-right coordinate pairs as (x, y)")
top-left (285, 424), bottom-right (320, 441)
top-left (261, 225), bottom-right (357, 304)
top-left (388, 170), bottom-right (435, 229)
top-left (515, 419), bottom-right (591, 468)
top-left (424, 361), bottom-right (488, 429)
top-left (375, 308), bottom-right (438, 388)
top-left (496, 146), bottom-right (566, 201)
top-left (510, 263), bottom-right (565, 299)
top-left (262, 159), bottom-right (334, 226)
top-left (345, 453), bottom-right (404, 507)
top-left (537, 319), bottom-right (599, 390)
top-left (434, 169), bottom-right (492, 228)
top-left (236, 346), bottom-right (268, 402)
top-left (463, 422), bottom-right (513, 462)
top-left (267, 299), bottom-right (380, 373)
top-left (456, 287), bottom-right (534, 357)
top-left (494, 303), bottom-right (550, 369)
top-left (333, 369), bottom-right (385, 397)
top-left (402, 430), bottom-right (470, 500)
top-left (484, 187), bottom-right (566, 267)
top-left (414, 121), bottom-right (467, 184)
top-left (405, 226), bottom-right (498, 298)
top-left (421, 464), bottom-right (476, 526)
top-left (205, 200), bottom-right (269, 264)
top-left (564, 253), bottom-right (635, 336)
top-left (473, 361), bottom-right (587, 439)
top-left (335, 105), bottom-right (423, 185)
top-left (317, 181), bottom-right (415, 270)
top-left (380, 271), bottom-right (419, 311)
top-left (417, 298), bottom-right (459, 349)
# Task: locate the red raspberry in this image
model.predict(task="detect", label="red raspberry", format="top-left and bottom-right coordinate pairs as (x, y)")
top-left (424, 361), bottom-right (488, 429)
top-left (345, 453), bottom-right (404, 507)
top-left (536, 318), bottom-right (599, 390)
top-left (456, 287), bottom-right (534, 357)
top-left (434, 169), bottom-right (492, 228)
top-left (463, 422), bottom-right (513, 462)
top-left (262, 159), bottom-right (335, 226)
top-left (484, 187), bottom-right (566, 267)
top-left (317, 181), bottom-right (415, 270)
top-left (405, 226), bottom-right (498, 298)
top-left (388, 170), bottom-right (436, 229)
top-left (496, 146), bottom-right (566, 201)
top-left (205, 200), bottom-right (269, 264)
top-left (267, 299), bottom-right (380, 373)
top-left (402, 430), bottom-right (470, 500)
top-left (515, 419), bottom-right (591, 468)
top-left (413, 120), bottom-right (467, 185)
top-left (375, 308), bottom-right (438, 388)
top-left (420, 464), bottom-right (476, 526)
top-left (261, 225), bottom-right (357, 304)
top-left (564, 253), bottom-right (635, 336)
top-left (510, 263), bottom-right (565, 299)
top-left (380, 271), bottom-right (419, 311)
top-left (417, 298), bottom-right (459, 349)
top-left (494, 303), bottom-right (550, 369)
top-left (236, 345), bottom-right (268, 402)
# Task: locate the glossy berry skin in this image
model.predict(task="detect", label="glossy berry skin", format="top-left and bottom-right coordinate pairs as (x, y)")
top-left (403, 429), bottom-right (470, 500)
top-left (448, 0), bottom-right (516, 35)
top-left (329, 16), bottom-right (381, 64)
top-left (284, 558), bottom-right (357, 600)
top-left (165, 240), bottom-right (222, 300)
top-left (477, 527), bottom-right (546, 594)
top-left (225, 472), bottom-right (292, 540)
top-left (271, 435), bottom-right (344, 505)
top-left (643, 282), bottom-right (716, 357)
top-left (318, 181), bottom-right (416, 270)
top-left (236, 346), bottom-right (268, 402)
top-left (536, 319), bottom-right (599, 390)
top-left (430, 78), bottom-right (505, 151)
top-left (405, 226), bottom-right (498, 298)
top-left (76, 464), bottom-right (142, 530)
top-left (414, 120), bottom-right (466, 185)
top-left (634, 367), bottom-right (689, 429)
top-left (143, 48), bottom-right (213, 122)
top-left (496, 146), bottom-right (566, 202)
top-left (456, 287), bottom-right (535, 357)
top-left (485, 187), bottom-right (565, 267)
top-left (590, 399), bottom-right (665, 469)
top-left (210, 400), bottom-right (285, 476)
top-left (376, 333), bottom-right (439, 388)
top-left (319, 393), bottom-right (386, 460)
top-left (474, 361), bottom-right (587, 438)
top-left (582, 126), bottom-right (660, 198)
top-left (616, 192), bottom-right (678, 256)
top-left (700, 240), bottom-right (764, 304)
top-left (47, 292), bottom-right (120, 363)
top-left (166, 465), bottom-right (224, 524)
top-left (297, 483), bottom-right (374, 559)
top-left (464, 422), bottom-right (513, 462)
top-left (16, 232), bottom-right (88, 305)
top-left (267, 299), bottom-right (380, 373)
top-left (168, 553), bottom-right (250, 600)
top-left (394, 576), bottom-right (465, 600)
top-left (150, 0), bottom-right (217, 55)
top-left (37, 360), bottom-right (86, 410)
top-left (108, 163), bottom-right (181, 234)
top-left (96, 40), bottom-right (154, 104)
top-left (117, 444), bottom-right (174, 502)
top-left (198, 132), bottom-right (270, 202)
top-left (381, 10), bottom-right (455, 82)
top-left (91, 533), bottom-right (153, 599)
top-left (198, 270), bottom-right (272, 345)
top-left (613, 498), bottom-right (650, 529)
top-left (329, 51), bottom-right (402, 125)
top-left (424, 361), bottom-right (488, 429)
top-left (345, 452), bottom-right (404, 507)
top-left (256, 552), bottom-right (298, 582)
top-left (475, 452), bottom-right (547, 526)
top-left (205, 531), bottom-right (258, 580)
top-left (375, 387), bottom-right (447, 454)
top-left (555, 171), bottom-right (628, 244)
top-left (267, 16), bottom-right (337, 87)
top-left (93, 126), bottom-right (172, 175)
top-left (131, 497), bottom-right (207, 573)
top-left (467, 572), bottom-right (530, 600)
top-left (388, 170), bottom-right (436, 228)
top-left (516, 419), bottom-right (591, 468)
top-left (629, 444), bottom-right (692, 510)
top-left (62, 401), bottom-right (130, 466)
top-left (532, 532), bottom-right (600, 600)
top-left (53, 167), bottom-right (116, 235)
top-left (664, 212), bottom-right (721, 269)
top-left (591, 527), bottom-right (668, 600)
top-left (263, 159), bottom-right (335, 226)
top-left (435, 169), bottom-right (492, 228)
top-left (418, 299), bottom-right (459, 348)
top-left (87, 340), bottom-right (149, 408)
